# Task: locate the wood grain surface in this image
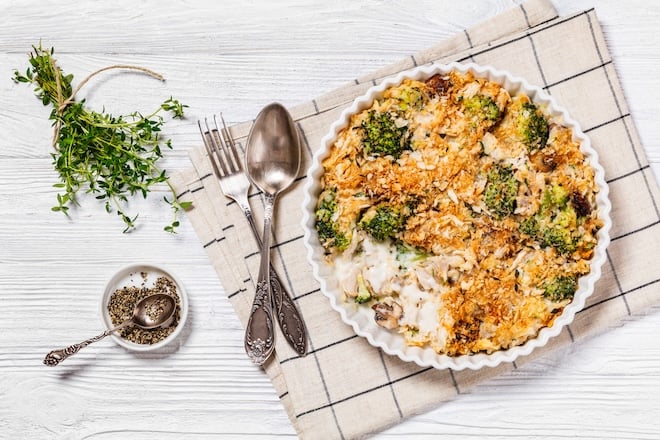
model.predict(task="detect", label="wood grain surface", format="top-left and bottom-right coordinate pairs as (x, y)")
top-left (1, 0), bottom-right (659, 438)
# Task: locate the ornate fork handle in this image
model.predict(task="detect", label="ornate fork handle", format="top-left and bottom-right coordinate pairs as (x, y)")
top-left (270, 267), bottom-right (306, 356)
top-left (242, 205), bottom-right (307, 356)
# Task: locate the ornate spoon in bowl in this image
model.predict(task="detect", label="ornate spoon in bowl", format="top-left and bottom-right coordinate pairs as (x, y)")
top-left (43, 293), bottom-right (176, 366)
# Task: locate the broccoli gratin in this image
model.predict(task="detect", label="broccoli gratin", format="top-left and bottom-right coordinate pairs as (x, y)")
top-left (315, 70), bottom-right (603, 356)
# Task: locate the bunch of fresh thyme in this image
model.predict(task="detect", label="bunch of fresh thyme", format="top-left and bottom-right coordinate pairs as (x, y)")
top-left (13, 44), bottom-right (191, 233)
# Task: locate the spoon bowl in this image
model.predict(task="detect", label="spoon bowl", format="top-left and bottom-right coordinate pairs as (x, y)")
top-left (243, 103), bottom-right (301, 365)
top-left (130, 293), bottom-right (177, 329)
top-left (246, 103), bottom-right (301, 194)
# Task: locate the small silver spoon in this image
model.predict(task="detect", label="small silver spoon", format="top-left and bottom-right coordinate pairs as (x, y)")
top-left (43, 293), bottom-right (176, 367)
top-left (244, 102), bottom-right (301, 365)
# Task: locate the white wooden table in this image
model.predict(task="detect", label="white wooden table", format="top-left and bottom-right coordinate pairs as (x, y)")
top-left (1, 1), bottom-right (659, 438)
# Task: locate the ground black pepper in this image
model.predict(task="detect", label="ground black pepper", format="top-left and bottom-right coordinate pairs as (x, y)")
top-left (107, 275), bottom-right (181, 345)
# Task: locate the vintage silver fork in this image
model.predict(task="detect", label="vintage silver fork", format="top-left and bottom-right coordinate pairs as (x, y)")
top-left (199, 116), bottom-right (307, 358)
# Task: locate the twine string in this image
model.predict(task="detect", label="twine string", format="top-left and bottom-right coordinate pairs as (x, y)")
top-left (49, 59), bottom-right (165, 149)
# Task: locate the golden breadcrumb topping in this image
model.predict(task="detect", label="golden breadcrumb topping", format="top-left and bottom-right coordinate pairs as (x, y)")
top-left (315, 71), bottom-right (602, 356)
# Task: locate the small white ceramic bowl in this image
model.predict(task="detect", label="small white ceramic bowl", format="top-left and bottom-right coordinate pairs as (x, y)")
top-left (100, 264), bottom-right (188, 352)
top-left (301, 62), bottom-right (612, 371)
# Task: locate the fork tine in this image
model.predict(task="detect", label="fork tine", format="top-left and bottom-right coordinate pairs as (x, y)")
top-left (205, 118), bottom-right (233, 176)
top-left (210, 117), bottom-right (237, 175)
top-left (198, 120), bottom-right (223, 179)
top-left (218, 114), bottom-right (243, 173)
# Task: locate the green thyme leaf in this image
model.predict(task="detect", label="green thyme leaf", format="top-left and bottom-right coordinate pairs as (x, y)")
top-left (13, 43), bottom-right (190, 233)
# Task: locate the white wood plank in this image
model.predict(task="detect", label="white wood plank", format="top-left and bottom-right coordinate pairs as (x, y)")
top-left (1, 0), bottom-right (659, 438)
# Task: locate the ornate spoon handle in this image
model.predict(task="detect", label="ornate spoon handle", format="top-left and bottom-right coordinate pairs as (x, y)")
top-left (44, 330), bottom-right (112, 367)
top-left (244, 195), bottom-right (276, 365)
top-left (44, 321), bottom-right (130, 366)
top-left (244, 279), bottom-right (275, 365)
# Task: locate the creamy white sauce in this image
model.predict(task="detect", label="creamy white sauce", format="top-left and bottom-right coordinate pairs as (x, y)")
top-left (334, 235), bottom-right (450, 345)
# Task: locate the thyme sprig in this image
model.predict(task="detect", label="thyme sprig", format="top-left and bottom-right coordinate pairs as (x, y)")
top-left (13, 44), bottom-right (191, 233)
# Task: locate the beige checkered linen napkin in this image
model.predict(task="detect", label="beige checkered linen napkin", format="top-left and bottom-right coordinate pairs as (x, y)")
top-left (170, 0), bottom-right (660, 437)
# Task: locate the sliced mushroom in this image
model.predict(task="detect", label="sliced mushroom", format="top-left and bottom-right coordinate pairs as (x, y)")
top-left (371, 301), bottom-right (403, 330)
top-left (425, 74), bottom-right (451, 96)
top-left (571, 191), bottom-right (591, 217)
top-left (529, 150), bottom-right (556, 172)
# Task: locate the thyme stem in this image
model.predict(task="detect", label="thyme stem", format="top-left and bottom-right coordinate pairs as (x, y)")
top-left (13, 43), bottom-right (191, 233)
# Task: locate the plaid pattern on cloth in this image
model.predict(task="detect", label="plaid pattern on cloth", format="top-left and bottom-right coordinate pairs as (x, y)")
top-left (170, 0), bottom-right (660, 437)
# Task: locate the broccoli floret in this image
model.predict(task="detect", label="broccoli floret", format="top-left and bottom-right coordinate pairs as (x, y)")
top-left (518, 102), bottom-right (549, 150)
top-left (359, 204), bottom-right (406, 241)
top-left (397, 86), bottom-right (425, 111)
top-left (519, 216), bottom-right (539, 236)
top-left (541, 184), bottom-right (569, 213)
top-left (316, 218), bottom-right (350, 251)
top-left (540, 226), bottom-right (577, 254)
top-left (315, 188), bottom-right (350, 251)
top-left (554, 208), bottom-right (577, 228)
top-left (543, 276), bottom-right (577, 302)
top-left (463, 94), bottom-right (501, 122)
top-left (355, 273), bottom-right (372, 304)
top-left (317, 188), bottom-right (338, 215)
top-left (395, 241), bottom-right (429, 263)
top-left (484, 164), bottom-right (519, 218)
top-left (521, 185), bottom-right (578, 255)
top-left (361, 110), bottom-right (409, 158)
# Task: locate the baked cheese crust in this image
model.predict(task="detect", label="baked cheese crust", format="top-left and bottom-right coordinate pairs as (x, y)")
top-left (316, 71), bottom-right (602, 356)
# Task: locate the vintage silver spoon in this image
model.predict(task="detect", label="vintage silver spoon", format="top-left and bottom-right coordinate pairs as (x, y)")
top-left (43, 293), bottom-right (176, 367)
top-left (244, 102), bottom-right (301, 365)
